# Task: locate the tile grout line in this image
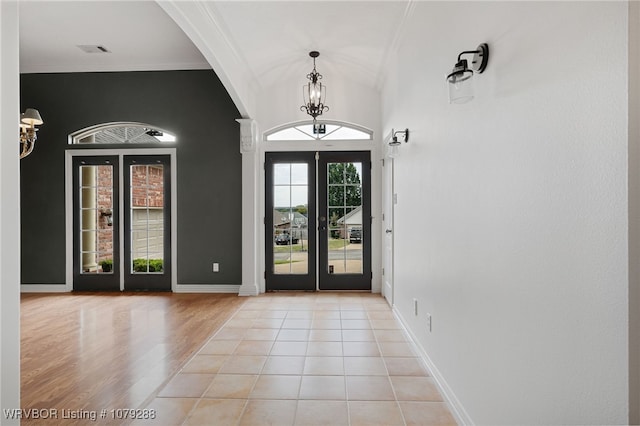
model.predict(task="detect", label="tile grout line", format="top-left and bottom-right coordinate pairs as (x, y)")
top-left (145, 294), bottom-right (446, 425)
top-left (135, 297), bottom-right (251, 420)
top-left (371, 313), bottom-right (407, 426)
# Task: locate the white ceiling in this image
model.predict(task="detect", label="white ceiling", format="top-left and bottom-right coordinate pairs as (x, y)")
top-left (20, 1), bottom-right (411, 92)
top-left (19, 1), bottom-right (211, 73)
top-left (207, 1), bottom-right (411, 89)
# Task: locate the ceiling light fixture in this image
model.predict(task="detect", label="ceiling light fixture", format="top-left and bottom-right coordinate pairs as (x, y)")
top-left (446, 43), bottom-right (489, 104)
top-left (20, 108), bottom-right (44, 159)
top-left (301, 51), bottom-right (329, 124)
top-left (388, 128), bottom-right (409, 158)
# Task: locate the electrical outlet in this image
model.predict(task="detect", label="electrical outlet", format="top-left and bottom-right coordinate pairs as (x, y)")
top-left (426, 313), bottom-right (432, 332)
top-left (413, 298), bottom-right (418, 316)
top-left (213, 262), bottom-right (219, 272)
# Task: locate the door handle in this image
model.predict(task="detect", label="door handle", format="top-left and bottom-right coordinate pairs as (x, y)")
top-left (385, 229), bottom-right (393, 234)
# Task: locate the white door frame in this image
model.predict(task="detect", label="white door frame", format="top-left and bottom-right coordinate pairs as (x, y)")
top-left (58, 148), bottom-right (177, 292)
top-left (257, 137), bottom-right (382, 294)
top-left (382, 154), bottom-right (395, 306)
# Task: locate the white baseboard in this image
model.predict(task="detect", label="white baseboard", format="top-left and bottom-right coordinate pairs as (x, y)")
top-left (21, 284), bottom-right (70, 293)
top-left (393, 307), bottom-right (474, 426)
top-left (238, 282), bottom-right (260, 296)
top-left (173, 284), bottom-right (241, 293)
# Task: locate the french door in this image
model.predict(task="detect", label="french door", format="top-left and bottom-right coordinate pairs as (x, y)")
top-left (265, 152), bottom-right (316, 291)
top-left (318, 151), bottom-right (372, 290)
top-left (72, 155), bottom-right (171, 291)
top-left (123, 155), bottom-right (171, 291)
top-left (73, 156), bottom-right (120, 291)
top-left (265, 151), bottom-right (371, 291)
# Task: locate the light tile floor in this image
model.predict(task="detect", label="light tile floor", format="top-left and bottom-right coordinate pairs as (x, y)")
top-left (134, 293), bottom-right (456, 426)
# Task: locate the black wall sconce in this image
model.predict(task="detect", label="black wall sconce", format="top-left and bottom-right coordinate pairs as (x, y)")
top-left (446, 43), bottom-right (489, 104)
top-left (388, 128), bottom-right (409, 158)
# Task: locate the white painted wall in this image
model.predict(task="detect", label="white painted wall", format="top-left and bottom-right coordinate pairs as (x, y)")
top-left (1, 2), bottom-right (21, 423)
top-left (381, 2), bottom-right (629, 424)
top-left (628, 2), bottom-right (640, 422)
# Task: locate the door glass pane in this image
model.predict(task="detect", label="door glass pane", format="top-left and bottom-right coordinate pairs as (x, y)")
top-left (273, 163), bottom-right (308, 274)
top-left (79, 165), bottom-right (114, 274)
top-left (327, 162), bottom-right (363, 274)
top-left (130, 164), bottom-right (164, 274)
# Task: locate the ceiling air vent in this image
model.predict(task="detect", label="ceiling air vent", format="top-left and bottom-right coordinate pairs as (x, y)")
top-left (76, 45), bottom-right (111, 54)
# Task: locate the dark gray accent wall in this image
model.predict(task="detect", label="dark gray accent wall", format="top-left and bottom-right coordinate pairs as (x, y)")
top-left (20, 70), bottom-right (242, 286)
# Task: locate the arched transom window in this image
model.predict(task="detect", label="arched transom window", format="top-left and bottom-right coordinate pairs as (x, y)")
top-left (265, 121), bottom-right (372, 141)
top-left (69, 122), bottom-right (176, 145)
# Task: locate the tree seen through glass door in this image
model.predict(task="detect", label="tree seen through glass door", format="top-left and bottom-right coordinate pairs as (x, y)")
top-left (327, 162), bottom-right (363, 274)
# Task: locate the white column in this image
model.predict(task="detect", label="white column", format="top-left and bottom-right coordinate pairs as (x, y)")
top-left (0, 1), bottom-right (22, 422)
top-left (237, 119), bottom-right (260, 296)
top-left (629, 2), bottom-right (640, 423)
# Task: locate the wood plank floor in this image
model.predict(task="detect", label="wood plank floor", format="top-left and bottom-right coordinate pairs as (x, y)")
top-left (20, 292), bottom-right (245, 425)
